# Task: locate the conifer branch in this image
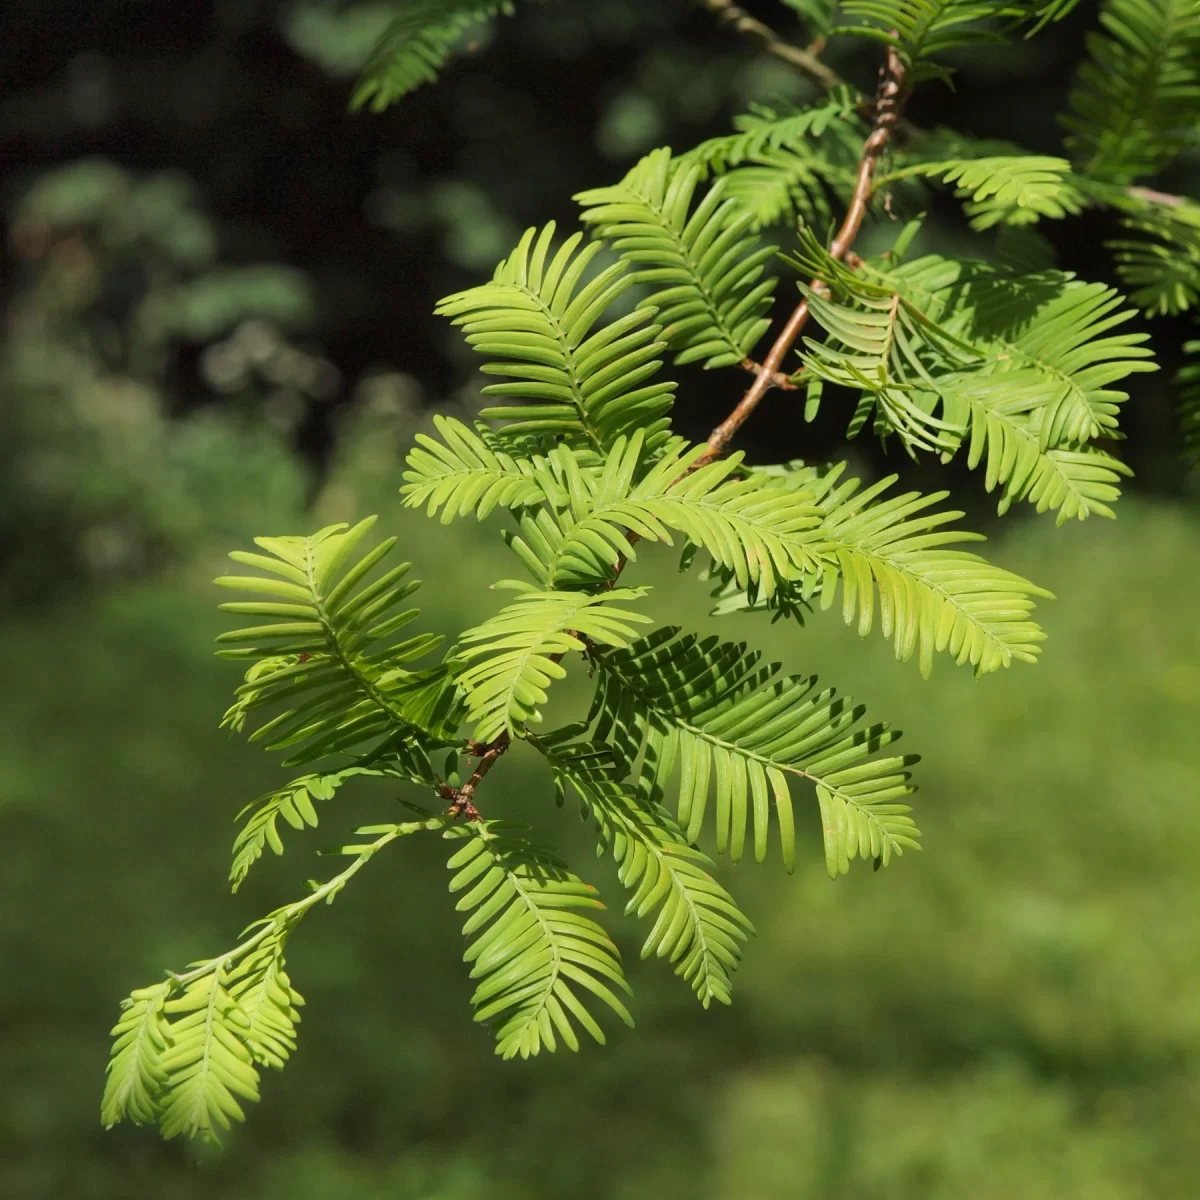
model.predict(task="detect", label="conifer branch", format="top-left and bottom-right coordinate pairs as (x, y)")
top-left (443, 40), bottom-right (911, 811)
top-left (108, 0), bottom-right (1191, 1139)
top-left (701, 2), bottom-right (1185, 216)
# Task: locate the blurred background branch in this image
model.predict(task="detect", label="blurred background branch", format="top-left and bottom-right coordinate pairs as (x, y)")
top-left (699, 0), bottom-right (845, 91)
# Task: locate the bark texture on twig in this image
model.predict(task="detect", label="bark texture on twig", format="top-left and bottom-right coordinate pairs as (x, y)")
top-left (700, 42), bottom-right (908, 464)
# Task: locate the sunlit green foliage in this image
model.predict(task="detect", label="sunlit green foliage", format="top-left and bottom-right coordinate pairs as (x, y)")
top-left (102, 0), bottom-right (1200, 1148)
top-left (793, 233), bottom-right (1155, 522)
top-left (576, 151), bottom-right (780, 370)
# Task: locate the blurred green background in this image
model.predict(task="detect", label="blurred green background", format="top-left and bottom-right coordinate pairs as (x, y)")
top-left (2, 1), bottom-right (1199, 1197)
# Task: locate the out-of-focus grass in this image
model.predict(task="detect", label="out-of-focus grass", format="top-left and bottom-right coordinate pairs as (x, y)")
top-left (1, 498), bottom-right (1198, 1199)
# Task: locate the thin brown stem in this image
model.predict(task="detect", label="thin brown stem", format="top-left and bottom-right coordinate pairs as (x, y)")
top-left (699, 0), bottom-right (921, 143)
top-left (440, 732), bottom-right (510, 821)
top-left (698, 0), bottom-right (844, 93)
top-left (700, 42), bottom-right (908, 464)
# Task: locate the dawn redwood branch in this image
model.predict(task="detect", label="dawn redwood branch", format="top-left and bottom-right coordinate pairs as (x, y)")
top-left (443, 42), bottom-right (914, 816)
top-left (438, 18), bottom-right (1193, 823)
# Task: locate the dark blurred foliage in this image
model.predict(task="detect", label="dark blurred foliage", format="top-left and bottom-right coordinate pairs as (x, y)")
top-left (2, 2), bottom-right (1199, 1197)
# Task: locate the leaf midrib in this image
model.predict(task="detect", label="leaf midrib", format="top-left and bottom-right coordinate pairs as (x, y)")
top-left (817, 523), bottom-right (1035, 657)
top-left (495, 849), bottom-right (565, 1041)
top-left (618, 181), bottom-right (742, 356)
top-left (594, 651), bottom-right (875, 807)
top-left (511, 281), bottom-right (606, 454)
top-left (303, 538), bottom-right (420, 737)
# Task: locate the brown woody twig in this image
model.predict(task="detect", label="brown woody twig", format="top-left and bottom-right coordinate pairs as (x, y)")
top-left (699, 41), bottom-right (908, 465)
top-left (439, 732), bottom-right (510, 821)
